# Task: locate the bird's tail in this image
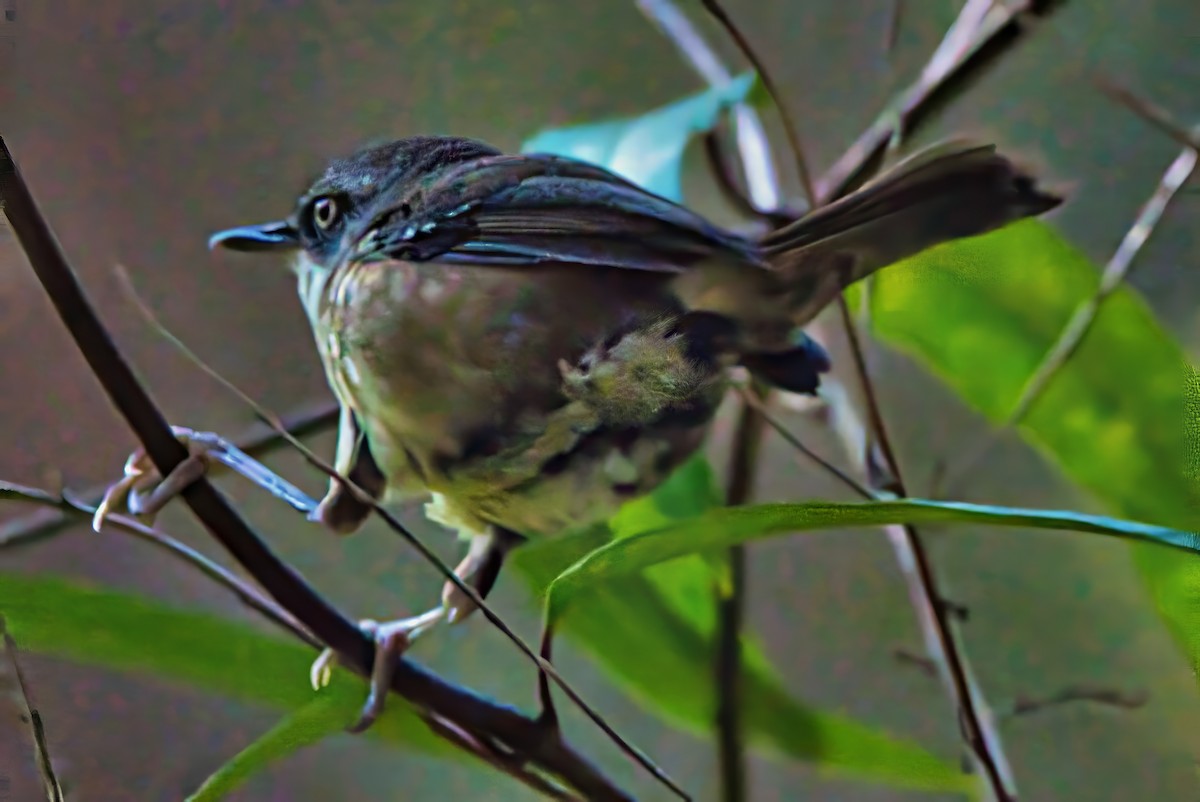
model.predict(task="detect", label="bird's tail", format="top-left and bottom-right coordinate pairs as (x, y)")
top-left (761, 142), bottom-right (1062, 326)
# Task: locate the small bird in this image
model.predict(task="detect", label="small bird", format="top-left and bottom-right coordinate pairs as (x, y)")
top-left (102, 135), bottom-right (1059, 727)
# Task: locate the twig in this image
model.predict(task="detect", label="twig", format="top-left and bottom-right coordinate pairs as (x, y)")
top-left (1093, 76), bottom-right (1200, 152)
top-left (817, 0), bottom-right (1056, 202)
top-left (734, 384), bottom-right (872, 501)
top-left (884, 0), bottom-right (905, 57)
top-left (0, 616), bottom-right (64, 801)
top-left (0, 133), bottom-right (638, 802)
top-left (697, 0), bottom-right (817, 208)
top-left (0, 399), bottom-right (340, 551)
top-left (944, 87), bottom-right (1199, 494)
top-left (1007, 684), bottom-right (1148, 718)
top-left (111, 267), bottom-right (686, 801)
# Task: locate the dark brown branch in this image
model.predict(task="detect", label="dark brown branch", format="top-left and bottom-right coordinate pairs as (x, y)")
top-left (0, 616), bottom-right (64, 801)
top-left (0, 135), bottom-right (636, 802)
top-left (714, 381), bottom-right (769, 802)
top-left (837, 299), bottom-right (1015, 800)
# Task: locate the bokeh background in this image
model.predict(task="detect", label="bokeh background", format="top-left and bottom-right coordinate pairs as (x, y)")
top-left (2, 1), bottom-right (1198, 800)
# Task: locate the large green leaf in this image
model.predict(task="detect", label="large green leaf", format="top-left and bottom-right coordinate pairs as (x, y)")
top-left (521, 72), bottom-right (755, 202)
top-left (847, 220), bottom-right (1199, 667)
top-left (0, 573), bottom-right (451, 756)
top-left (513, 458), bottom-right (975, 795)
top-left (546, 497), bottom-right (1199, 623)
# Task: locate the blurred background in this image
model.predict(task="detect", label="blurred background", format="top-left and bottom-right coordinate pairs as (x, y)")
top-left (1, 1), bottom-right (1198, 799)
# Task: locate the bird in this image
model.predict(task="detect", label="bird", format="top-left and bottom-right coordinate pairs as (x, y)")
top-left (100, 134), bottom-right (1060, 728)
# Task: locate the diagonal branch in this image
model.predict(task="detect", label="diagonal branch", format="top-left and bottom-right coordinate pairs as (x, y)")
top-left (0, 134), bottom-right (639, 802)
top-left (944, 83), bottom-right (1199, 494)
top-left (818, 0), bottom-right (1057, 202)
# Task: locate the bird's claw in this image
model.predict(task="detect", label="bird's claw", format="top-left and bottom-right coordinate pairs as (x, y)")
top-left (93, 426), bottom-right (216, 532)
top-left (309, 608), bottom-right (446, 733)
top-left (93, 426), bottom-right (319, 533)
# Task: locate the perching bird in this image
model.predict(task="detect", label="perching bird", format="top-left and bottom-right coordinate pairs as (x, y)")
top-left (102, 135), bottom-right (1059, 727)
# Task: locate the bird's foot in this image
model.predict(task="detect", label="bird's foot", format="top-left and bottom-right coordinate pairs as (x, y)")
top-left (93, 427), bottom-right (220, 532)
top-left (310, 607), bottom-right (446, 732)
top-left (93, 426), bottom-right (317, 532)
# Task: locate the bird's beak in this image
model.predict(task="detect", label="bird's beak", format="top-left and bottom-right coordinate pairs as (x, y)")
top-left (208, 221), bottom-right (300, 253)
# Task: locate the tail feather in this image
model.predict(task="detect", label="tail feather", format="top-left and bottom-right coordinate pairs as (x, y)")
top-left (761, 142), bottom-right (1061, 324)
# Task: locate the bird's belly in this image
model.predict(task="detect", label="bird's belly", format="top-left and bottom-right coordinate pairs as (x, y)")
top-left (310, 258), bottom-right (703, 536)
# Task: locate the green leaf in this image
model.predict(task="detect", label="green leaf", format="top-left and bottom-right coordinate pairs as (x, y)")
top-left (847, 220), bottom-right (1200, 667)
top-left (546, 498), bottom-right (1199, 623)
top-left (187, 696), bottom-right (350, 801)
top-left (514, 458), bottom-right (976, 795)
top-left (0, 572), bottom-right (452, 756)
top-left (520, 72), bottom-right (755, 203)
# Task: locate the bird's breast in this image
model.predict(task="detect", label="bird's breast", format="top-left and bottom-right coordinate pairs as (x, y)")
top-left (296, 254), bottom-right (693, 526)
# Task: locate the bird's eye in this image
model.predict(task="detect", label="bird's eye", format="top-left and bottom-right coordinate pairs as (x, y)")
top-left (311, 196), bottom-right (341, 232)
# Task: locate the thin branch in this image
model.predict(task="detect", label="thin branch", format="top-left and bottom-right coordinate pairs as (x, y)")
top-left (697, 0), bottom-right (817, 208)
top-left (635, 0), bottom-right (782, 211)
top-left (817, 0), bottom-right (1057, 202)
top-left (714, 381), bottom-right (769, 802)
top-left (1093, 76), bottom-right (1200, 152)
top-left (884, 0), bottom-right (905, 57)
top-left (0, 399), bottom-right (340, 551)
top-left (733, 384), bottom-right (873, 500)
top-left (944, 87), bottom-right (1199, 494)
top-left (1006, 684), bottom-right (1148, 718)
top-left (0, 134), bottom-right (639, 802)
top-left (0, 616), bottom-right (64, 801)
top-left (835, 301), bottom-right (1017, 800)
top-left (111, 267), bottom-right (686, 801)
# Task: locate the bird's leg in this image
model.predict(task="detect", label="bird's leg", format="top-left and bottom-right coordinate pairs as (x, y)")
top-left (311, 526), bottom-right (525, 733)
top-left (310, 405), bottom-right (387, 535)
top-left (93, 426), bottom-right (318, 532)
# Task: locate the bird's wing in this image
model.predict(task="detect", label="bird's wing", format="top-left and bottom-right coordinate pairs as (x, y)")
top-left (351, 153), bottom-right (765, 273)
